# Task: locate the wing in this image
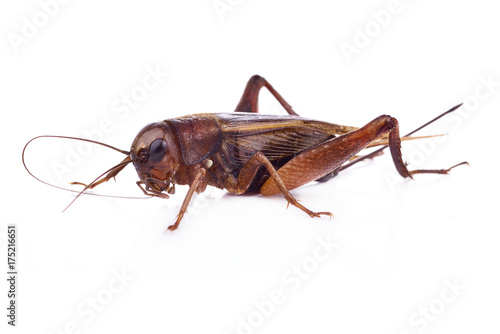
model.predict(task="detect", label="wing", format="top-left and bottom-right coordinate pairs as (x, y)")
top-left (214, 113), bottom-right (356, 165)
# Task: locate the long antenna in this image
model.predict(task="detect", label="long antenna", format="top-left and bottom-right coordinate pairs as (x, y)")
top-left (24, 135), bottom-right (130, 155)
top-left (23, 135), bottom-right (147, 200)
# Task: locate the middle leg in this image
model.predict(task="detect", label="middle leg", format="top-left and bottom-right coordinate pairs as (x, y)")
top-left (224, 152), bottom-right (332, 218)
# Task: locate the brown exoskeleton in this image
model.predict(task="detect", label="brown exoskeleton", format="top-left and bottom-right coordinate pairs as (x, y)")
top-left (24, 75), bottom-right (467, 231)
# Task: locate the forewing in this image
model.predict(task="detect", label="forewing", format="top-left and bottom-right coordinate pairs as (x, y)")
top-left (216, 113), bottom-right (346, 164)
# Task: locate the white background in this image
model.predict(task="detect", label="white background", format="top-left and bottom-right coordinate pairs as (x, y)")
top-left (1, 0), bottom-right (499, 333)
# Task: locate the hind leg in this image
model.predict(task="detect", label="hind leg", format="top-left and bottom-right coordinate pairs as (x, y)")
top-left (235, 75), bottom-right (299, 115)
top-left (260, 115), bottom-right (466, 195)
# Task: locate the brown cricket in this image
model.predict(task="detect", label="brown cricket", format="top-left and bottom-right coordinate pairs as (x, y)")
top-left (23, 75), bottom-right (468, 231)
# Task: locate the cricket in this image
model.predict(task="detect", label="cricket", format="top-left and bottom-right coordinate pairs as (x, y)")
top-left (23, 75), bottom-right (468, 231)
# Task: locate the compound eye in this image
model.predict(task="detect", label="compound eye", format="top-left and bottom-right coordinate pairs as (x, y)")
top-left (148, 139), bottom-right (167, 163)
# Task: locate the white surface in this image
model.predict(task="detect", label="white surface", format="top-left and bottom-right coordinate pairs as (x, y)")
top-left (1, 1), bottom-right (498, 333)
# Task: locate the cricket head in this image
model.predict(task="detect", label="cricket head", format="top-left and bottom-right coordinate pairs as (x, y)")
top-left (130, 121), bottom-right (182, 197)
